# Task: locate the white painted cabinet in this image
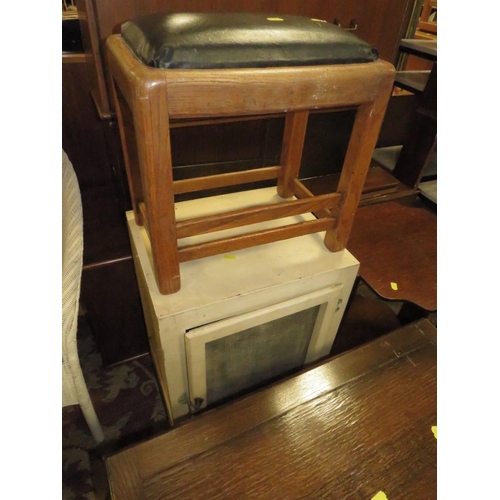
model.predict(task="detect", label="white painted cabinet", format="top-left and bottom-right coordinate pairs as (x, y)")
top-left (127, 187), bottom-right (359, 425)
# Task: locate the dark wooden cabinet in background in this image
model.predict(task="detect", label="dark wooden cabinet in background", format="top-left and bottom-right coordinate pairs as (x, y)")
top-left (62, 52), bottom-right (150, 365)
top-left (64, 0), bottom-right (415, 365)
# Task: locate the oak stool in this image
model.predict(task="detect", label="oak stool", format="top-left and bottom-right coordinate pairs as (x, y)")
top-left (106, 13), bottom-right (395, 294)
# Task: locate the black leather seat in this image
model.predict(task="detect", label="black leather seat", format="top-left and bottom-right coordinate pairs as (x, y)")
top-left (121, 12), bottom-right (378, 69)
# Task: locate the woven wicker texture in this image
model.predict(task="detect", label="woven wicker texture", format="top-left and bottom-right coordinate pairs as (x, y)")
top-left (62, 150), bottom-right (104, 442)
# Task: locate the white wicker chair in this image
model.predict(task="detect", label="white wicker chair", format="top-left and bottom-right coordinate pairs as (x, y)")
top-left (62, 150), bottom-right (105, 443)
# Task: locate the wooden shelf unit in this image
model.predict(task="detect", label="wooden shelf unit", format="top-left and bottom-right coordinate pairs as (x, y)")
top-left (394, 70), bottom-right (430, 94)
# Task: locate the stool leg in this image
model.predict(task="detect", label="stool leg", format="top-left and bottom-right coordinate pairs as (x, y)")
top-left (325, 91), bottom-right (392, 252)
top-left (134, 78), bottom-right (181, 295)
top-left (277, 111), bottom-right (309, 198)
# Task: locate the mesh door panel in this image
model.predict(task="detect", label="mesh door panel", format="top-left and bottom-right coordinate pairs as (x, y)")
top-left (205, 305), bottom-right (319, 404)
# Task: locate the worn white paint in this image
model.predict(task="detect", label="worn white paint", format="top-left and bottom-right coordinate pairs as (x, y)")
top-left (127, 187), bottom-right (359, 423)
top-left (185, 285), bottom-right (343, 410)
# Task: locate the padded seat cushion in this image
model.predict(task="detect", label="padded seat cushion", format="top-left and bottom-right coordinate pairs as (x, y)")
top-left (121, 12), bottom-right (378, 69)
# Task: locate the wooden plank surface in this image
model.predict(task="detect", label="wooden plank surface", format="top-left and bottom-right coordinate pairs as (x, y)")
top-left (106, 319), bottom-right (437, 500)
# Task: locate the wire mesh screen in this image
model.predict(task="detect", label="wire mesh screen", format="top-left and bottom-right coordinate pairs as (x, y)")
top-left (205, 305), bottom-right (320, 405)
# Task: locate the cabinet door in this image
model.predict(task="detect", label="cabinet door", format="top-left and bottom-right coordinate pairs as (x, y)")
top-left (184, 285), bottom-right (343, 411)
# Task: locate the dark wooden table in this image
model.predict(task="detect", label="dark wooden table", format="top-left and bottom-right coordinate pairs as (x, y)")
top-left (104, 318), bottom-right (437, 500)
top-left (347, 201), bottom-right (437, 312)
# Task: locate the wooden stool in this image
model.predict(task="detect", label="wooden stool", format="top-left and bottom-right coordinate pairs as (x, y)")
top-left (106, 13), bottom-right (395, 294)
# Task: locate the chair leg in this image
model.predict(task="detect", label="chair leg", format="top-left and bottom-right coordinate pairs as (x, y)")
top-left (324, 80), bottom-right (393, 252)
top-left (277, 111), bottom-right (309, 199)
top-left (80, 400), bottom-right (105, 443)
top-left (67, 361), bottom-right (105, 443)
top-left (133, 78), bottom-right (181, 295)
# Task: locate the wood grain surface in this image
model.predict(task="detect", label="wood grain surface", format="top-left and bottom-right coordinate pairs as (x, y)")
top-left (278, 110), bottom-right (309, 198)
top-left (323, 70), bottom-right (394, 253)
top-left (347, 201), bottom-right (437, 311)
top-left (172, 166), bottom-right (281, 195)
top-left (107, 35), bottom-right (394, 119)
top-left (174, 192), bottom-right (341, 239)
top-left (177, 217), bottom-right (335, 263)
top-left (106, 319), bottom-right (436, 499)
top-left (157, 62), bottom-right (393, 120)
